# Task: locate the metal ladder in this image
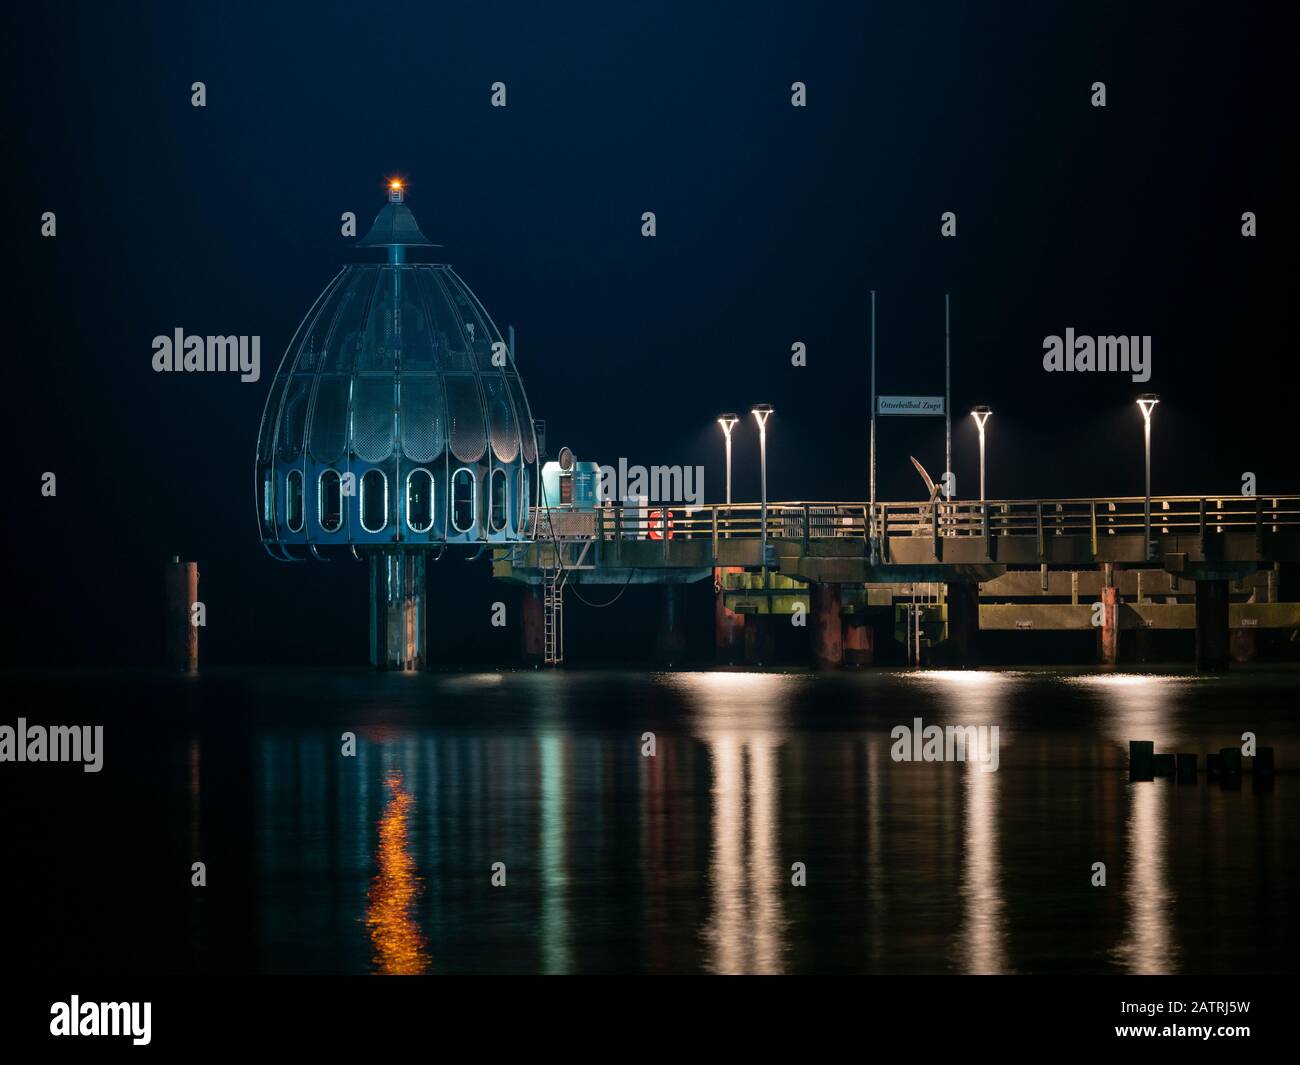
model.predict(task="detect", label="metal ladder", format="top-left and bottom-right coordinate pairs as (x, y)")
top-left (543, 565), bottom-right (565, 665)
top-left (539, 540), bottom-right (595, 667)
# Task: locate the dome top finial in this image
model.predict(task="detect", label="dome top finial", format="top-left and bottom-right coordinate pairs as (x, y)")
top-left (357, 179), bottom-right (438, 254)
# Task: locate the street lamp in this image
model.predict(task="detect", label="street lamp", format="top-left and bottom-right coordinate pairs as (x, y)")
top-left (751, 404), bottom-right (773, 574)
top-left (1137, 394), bottom-right (1159, 559)
top-left (716, 414), bottom-right (739, 506)
top-left (970, 406), bottom-right (992, 502)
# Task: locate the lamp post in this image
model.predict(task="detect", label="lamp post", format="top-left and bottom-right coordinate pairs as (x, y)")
top-left (717, 413), bottom-right (739, 541)
top-left (751, 404), bottom-right (773, 575)
top-left (1137, 394), bottom-right (1159, 559)
top-left (717, 414), bottom-right (739, 506)
top-left (970, 406), bottom-right (992, 502)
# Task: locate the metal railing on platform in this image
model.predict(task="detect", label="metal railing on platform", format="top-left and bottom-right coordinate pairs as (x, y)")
top-left (528, 495), bottom-right (1300, 545)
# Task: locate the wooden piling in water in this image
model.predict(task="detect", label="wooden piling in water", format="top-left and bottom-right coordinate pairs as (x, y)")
top-left (1129, 740), bottom-right (1154, 781)
top-left (1218, 747), bottom-right (1242, 788)
top-left (1207, 752), bottom-right (1223, 781)
top-left (1253, 746), bottom-right (1275, 792)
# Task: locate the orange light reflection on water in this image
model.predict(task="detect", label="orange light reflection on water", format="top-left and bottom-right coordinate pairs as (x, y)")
top-left (366, 772), bottom-right (430, 975)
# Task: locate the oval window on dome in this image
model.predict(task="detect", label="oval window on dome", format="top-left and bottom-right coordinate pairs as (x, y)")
top-left (261, 469), bottom-right (274, 530)
top-left (360, 469), bottom-right (388, 533)
top-left (407, 469), bottom-right (434, 533)
top-left (319, 470), bottom-right (343, 532)
top-left (286, 470), bottom-right (304, 532)
top-left (451, 468), bottom-right (476, 533)
top-left (489, 469), bottom-right (508, 532)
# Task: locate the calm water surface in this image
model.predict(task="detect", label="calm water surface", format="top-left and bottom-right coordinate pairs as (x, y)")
top-left (9, 667), bottom-right (1297, 974)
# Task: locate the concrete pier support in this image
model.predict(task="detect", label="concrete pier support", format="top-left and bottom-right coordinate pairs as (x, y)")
top-left (810, 582), bottom-right (843, 669)
top-left (521, 584), bottom-right (544, 666)
top-left (945, 581), bottom-right (980, 665)
top-left (1098, 585), bottom-right (1119, 666)
top-left (369, 551), bottom-right (426, 671)
top-left (842, 610), bottom-right (873, 667)
top-left (164, 556), bottom-right (199, 673)
top-left (1195, 578), bottom-right (1230, 673)
top-left (655, 584), bottom-right (687, 666)
top-left (714, 567), bottom-right (745, 664)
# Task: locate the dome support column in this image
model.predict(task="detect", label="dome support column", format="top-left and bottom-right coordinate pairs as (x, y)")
top-left (369, 551), bottom-right (427, 670)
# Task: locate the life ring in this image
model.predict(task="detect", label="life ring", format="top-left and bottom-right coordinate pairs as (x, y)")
top-left (647, 509), bottom-right (675, 540)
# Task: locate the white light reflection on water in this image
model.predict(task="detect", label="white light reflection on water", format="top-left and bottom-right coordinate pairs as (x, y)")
top-left (539, 732), bottom-right (570, 975)
top-left (534, 678), bottom-right (572, 976)
top-left (961, 757), bottom-right (1005, 974)
top-left (1073, 673), bottom-right (1182, 974)
top-left (865, 734), bottom-right (884, 968)
top-left (904, 670), bottom-right (1014, 974)
top-left (440, 673), bottom-right (505, 690)
top-left (673, 672), bottom-right (794, 974)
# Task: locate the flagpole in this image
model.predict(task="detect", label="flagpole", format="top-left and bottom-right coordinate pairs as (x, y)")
top-left (870, 290), bottom-right (877, 559)
top-left (944, 293), bottom-right (951, 500)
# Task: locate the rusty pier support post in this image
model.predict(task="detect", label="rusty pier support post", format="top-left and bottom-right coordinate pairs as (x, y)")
top-left (1098, 564), bottom-right (1119, 667)
top-left (713, 567), bottom-right (745, 664)
top-left (810, 582), bottom-right (843, 669)
top-left (1230, 626), bottom-right (1258, 664)
top-left (521, 583), bottom-right (544, 666)
top-left (842, 608), bottom-right (874, 667)
top-left (743, 613), bottom-right (774, 666)
top-left (165, 557), bottom-right (199, 673)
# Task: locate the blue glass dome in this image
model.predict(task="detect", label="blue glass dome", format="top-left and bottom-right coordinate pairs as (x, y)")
top-left (255, 191), bottom-right (538, 560)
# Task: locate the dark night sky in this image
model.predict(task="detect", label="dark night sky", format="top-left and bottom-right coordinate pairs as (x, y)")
top-left (3, 1), bottom-right (1296, 667)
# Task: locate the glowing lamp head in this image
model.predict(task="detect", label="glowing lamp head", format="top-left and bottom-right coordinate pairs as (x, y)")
top-left (1136, 393), bottom-right (1159, 421)
top-left (387, 178), bottom-right (405, 204)
top-left (750, 403), bottom-right (773, 429)
top-left (970, 405), bottom-right (992, 431)
top-left (717, 413), bottom-right (739, 437)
